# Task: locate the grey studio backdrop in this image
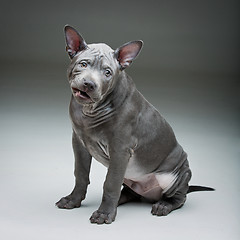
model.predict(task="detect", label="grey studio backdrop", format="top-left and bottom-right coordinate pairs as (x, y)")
top-left (0, 0), bottom-right (239, 240)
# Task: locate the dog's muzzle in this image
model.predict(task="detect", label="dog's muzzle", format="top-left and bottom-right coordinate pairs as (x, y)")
top-left (71, 79), bottom-right (98, 103)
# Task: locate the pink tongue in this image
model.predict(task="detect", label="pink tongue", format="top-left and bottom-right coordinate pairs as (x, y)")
top-left (75, 91), bottom-right (81, 97)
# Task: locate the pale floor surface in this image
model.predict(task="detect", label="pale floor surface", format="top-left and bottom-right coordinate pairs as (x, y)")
top-left (0, 66), bottom-right (239, 239)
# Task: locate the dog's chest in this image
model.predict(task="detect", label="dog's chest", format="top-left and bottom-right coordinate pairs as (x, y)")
top-left (83, 136), bottom-right (143, 177)
top-left (84, 137), bottom-right (145, 177)
top-left (83, 138), bottom-right (110, 167)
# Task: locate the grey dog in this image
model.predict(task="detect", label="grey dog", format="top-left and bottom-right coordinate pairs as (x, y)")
top-left (56, 25), bottom-right (214, 224)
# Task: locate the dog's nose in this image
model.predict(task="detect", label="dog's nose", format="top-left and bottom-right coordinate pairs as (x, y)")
top-left (83, 79), bottom-right (96, 92)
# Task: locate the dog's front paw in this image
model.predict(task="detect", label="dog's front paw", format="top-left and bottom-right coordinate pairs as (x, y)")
top-left (151, 200), bottom-right (173, 216)
top-left (90, 209), bottom-right (117, 224)
top-left (55, 194), bottom-right (82, 209)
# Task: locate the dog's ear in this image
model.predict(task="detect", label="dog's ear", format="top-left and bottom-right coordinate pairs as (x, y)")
top-left (64, 25), bottom-right (87, 59)
top-left (115, 40), bottom-right (143, 69)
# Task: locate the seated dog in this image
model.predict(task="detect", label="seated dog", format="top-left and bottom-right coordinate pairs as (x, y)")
top-left (56, 25), bottom-right (213, 224)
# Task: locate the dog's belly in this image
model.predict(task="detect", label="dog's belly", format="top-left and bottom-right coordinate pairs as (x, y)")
top-left (124, 156), bottom-right (177, 201)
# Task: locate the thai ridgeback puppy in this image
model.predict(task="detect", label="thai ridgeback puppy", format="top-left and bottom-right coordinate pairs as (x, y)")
top-left (56, 25), bottom-right (214, 224)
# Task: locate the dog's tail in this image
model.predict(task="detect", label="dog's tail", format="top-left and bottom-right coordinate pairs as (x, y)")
top-left (187, 185), bottom-right (215, 194)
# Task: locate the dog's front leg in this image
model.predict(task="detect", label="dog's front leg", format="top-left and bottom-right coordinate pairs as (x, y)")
top-left (56, 131), bottom-right (92, 209)
top-left (90, 146), bottom-right (130, 224)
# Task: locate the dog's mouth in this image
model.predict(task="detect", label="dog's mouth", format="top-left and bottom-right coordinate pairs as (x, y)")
top-left (72, 87), bottom-right (91, 101)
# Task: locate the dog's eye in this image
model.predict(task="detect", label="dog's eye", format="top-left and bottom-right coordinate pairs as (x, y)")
top-left (79, 61), bottom-right (88, 68)
top-left (105, 69), bottom-right (112, 77)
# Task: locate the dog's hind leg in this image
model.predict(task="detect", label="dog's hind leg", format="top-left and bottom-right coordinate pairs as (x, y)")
top-left (151, 168), bottom-right (192, 216)
top-left (118, 184), bottom-right (141, 206)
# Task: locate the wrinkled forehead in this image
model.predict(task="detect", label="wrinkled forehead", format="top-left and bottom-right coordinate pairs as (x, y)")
top-left (73, 43), bottom-right (119, 70)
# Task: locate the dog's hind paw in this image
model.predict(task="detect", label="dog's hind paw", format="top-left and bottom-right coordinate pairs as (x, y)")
top-left (55, 195), bottom-right (82, 209)
top-left (151, 200), bottom-right (173, 216)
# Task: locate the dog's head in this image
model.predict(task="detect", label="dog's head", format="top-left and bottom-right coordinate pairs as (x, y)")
top-left (64, 25), bottom-right (143, 105)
